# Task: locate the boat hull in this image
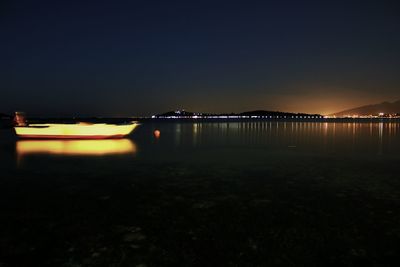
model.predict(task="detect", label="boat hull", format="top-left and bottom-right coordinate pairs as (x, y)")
top-left (15, 123), bottom-right (138, 139)
top-left (15, 134), bottom-right (127, 139)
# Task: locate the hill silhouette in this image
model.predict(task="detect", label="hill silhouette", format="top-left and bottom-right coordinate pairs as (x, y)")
top-left (155, 110), bottom-right (322, 118)
top-left (332, 100), bottom-right (400, 117)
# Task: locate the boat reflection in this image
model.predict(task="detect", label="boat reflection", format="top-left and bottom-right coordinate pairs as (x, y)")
top-left (16, 139), bottom-right (136, 156)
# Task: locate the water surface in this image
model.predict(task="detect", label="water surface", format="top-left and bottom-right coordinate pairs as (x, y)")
top-left (1, 121), bottom-right (400, 266)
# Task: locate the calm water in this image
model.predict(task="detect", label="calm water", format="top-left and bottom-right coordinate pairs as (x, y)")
top-left (1, 121), bottom-right (400, 266)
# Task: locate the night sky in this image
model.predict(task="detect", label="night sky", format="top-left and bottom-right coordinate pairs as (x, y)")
top-left (1, 0), bottom-right (400, 116)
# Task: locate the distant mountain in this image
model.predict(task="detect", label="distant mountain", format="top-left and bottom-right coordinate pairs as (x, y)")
top-left (239, 110), bottom-right (321, 117)
top-left (154, 110), bottom-right (322, 118)
top-left (156, 110), bottom-right (198, 117)
top-left (331, 100), bottom-right (400, 117)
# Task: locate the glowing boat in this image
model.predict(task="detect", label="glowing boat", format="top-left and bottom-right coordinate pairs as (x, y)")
top-left (14, 122), bottom-right (139, 139)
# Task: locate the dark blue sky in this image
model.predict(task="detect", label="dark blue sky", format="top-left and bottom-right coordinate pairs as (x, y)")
top-left (1, 0), bottom-right (400, 116)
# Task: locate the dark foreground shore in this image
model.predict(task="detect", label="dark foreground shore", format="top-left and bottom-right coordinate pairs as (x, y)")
top-left (1, 157), bottom-right (400, 266)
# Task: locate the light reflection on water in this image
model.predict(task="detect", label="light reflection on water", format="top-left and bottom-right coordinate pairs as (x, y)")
top-left (179, 121), bottom-right (400, 143)
top-left (1, 121), bottom-right (400, 166)
top-left (1, 121), bottom-right (399, 266)
top-left (144, 121), bottom-right (400, 158)
top-left (16, 139), bottom-right (136, 156)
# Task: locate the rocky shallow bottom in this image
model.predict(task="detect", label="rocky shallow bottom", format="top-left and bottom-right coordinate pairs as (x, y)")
top-left (0, 155), bottom-right (399, 267)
